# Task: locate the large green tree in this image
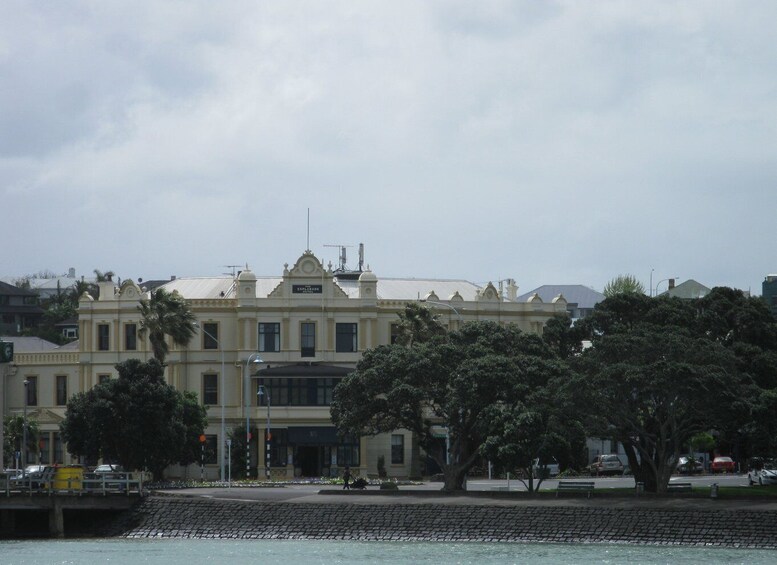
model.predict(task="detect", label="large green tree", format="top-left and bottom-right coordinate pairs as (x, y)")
top-left (138, 288), bottom-right (197, 364)
top-left (60, 359), bottom-right (208, 480)
top-left (566, 289), bottom-right (774, 492)
top-left (331, 321), bottom-right (571, 492)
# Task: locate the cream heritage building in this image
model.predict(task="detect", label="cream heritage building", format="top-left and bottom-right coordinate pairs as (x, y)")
top-left (3, 251), bottom-right (569, 480)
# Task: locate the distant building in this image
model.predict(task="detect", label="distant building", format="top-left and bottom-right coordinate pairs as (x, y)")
top-left (658, 279), bottom-right (711, 300)
top-left (0, 280), bottom-right (44, 335)
top-left (517, 285), bottom-right (605, 320)
top-left (763, 275), bottom-right (777, 318)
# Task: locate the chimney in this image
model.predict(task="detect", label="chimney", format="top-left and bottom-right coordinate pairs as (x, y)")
top-left (668, 278), bottom-right (676, 290)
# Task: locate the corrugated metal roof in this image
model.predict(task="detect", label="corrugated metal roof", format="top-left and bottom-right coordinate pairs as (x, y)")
top-left (157, 275), bottom-right (485, 301)
top-left (0, 336), bottom-right (60, 352)
top-left (517, 285), bottom-right (605, 308)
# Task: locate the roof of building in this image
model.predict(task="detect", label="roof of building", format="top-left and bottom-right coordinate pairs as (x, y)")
top-left (0, 280), bottom-right (40, 297)
top-left (157, 275), bottom-right (487, 302)
top-left (659, 279), bottom-right (711, 299)
top-left (516, 285), bottom-right (605, 308)
top-left (0, 336), bottom-right (61, 352)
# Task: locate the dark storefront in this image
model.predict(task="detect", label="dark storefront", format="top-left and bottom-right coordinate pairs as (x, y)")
top-left (255, 364), bottom-right (358, 477)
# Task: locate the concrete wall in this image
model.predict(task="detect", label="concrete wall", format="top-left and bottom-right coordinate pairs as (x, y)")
top-left (95, 496), bottom-right (777, 549)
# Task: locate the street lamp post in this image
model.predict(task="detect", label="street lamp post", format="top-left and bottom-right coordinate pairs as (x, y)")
top-left (418, 299), bottom-right (462, 465)
top-left (22, 380), bottom-right (29, 470)
top-left (419, 299), bottom-right (464, 323)
top-left (243, 353), bottom-right (263, 479)
top-left (257, 385), bottom-right (271, 480)
top-left (194, 323), bottom-right (226, 482)
top-left (654, 277), bottom-right (679, 297)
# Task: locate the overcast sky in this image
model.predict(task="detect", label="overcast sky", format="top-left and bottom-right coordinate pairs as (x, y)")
top-left (3, 1), bottom-right (775, 295)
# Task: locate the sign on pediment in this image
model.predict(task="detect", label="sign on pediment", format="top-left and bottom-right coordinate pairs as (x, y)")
top-left (27, 408), bottom-right (64, 425)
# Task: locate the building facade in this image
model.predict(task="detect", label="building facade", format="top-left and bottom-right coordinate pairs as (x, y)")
top-left (2, 251), bottom-right (568, 480)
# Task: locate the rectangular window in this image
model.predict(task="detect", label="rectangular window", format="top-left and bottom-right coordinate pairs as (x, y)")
top-left (258, 377), bottom-right (341, 406)
top-left (53, 433), bottom-right (63, 464)
top-left (98, 374), bottom-right (111, 385)
top-left (391, 434), bottom-right (405, 464)
top-left (203, 435), bottom-right (218, 465)
top-left (337, 439), bottom-right (360, 467)
top-left (268, 428), bottom-right (287, 467)
top-left (56, 375), bottom-right (68, 405)
top-left (125, 323), bottom-right (137, 351)
top-left (203, 322), bottom-right (219, 350)
top-left (25, 376), bottom-right (38, 406)
top-left (301, 322), bottom-right (315, 357)
top-left (39, 434), bottom-right (50, 464)
top-left (258, 322), bottom-right (280, 352)
top-left (390, 323), bottom-right (400, 345)
top-left (335, 323), bottom-right (357, 353)
top-left (203, 374), bottom-right (218, 406)
top-left (97, 324), bottom-right (110, 351)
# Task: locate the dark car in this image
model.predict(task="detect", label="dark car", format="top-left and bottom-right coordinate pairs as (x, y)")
top-left (677, 457), bottom-right (703, 474)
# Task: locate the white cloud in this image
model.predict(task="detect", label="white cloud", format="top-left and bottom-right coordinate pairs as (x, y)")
top-left (2, 1), bottom-right (776, 294)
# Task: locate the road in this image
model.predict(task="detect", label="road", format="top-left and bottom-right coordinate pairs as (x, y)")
top-left (465, 473), bottom-right (748, 491)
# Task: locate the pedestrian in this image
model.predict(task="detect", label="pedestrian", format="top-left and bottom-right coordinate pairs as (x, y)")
top-left (343, 465), bottom-right (351, 490)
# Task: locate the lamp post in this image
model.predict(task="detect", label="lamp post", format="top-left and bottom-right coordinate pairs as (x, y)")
top-left (654, 277), bottom-right (679, 297)
top-left (243, 353), bottom-right (263, 479)
top-left (419, 299), bottom-right (464, 323)
top-left (257, 385), bottom-right (271, 480)
top-left (194, 323), bottom-right (226, 482)
top-left (419, 299), bottom-right (462, 465)
top-left (22, 380), bottom-right (29, 470)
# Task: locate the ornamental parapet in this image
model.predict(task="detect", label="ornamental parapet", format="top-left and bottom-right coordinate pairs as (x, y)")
top-left (13, 352), bottom-right (80, 365)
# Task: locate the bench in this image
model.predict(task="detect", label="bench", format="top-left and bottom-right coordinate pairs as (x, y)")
top-left (556, 481), bottom-right (595, 498)
top-left (667, 482), bottom-right (693, 493)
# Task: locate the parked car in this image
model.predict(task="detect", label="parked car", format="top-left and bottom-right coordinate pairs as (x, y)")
top-left (710, 456), bottom-right (736, 474)
top-left (748, 458), bottom-right (777, 486)
top-left (532, 457), bottom-right (560, 478)
top-left (93, 464), bottom-right (124, 474)
top-left (676, 456), bottom-right (703, 475)
top-left (10, 464), bottom-right (52, 488)
top-left (588, 454), bottom-right (624, 476)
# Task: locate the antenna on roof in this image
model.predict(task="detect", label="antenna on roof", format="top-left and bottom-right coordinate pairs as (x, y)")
top-left (223, 265), bottom-right (241, 277)
top-left (324, 244), bottom-right (354, 272)
top-left (306, 208), bottom-right (311, 252)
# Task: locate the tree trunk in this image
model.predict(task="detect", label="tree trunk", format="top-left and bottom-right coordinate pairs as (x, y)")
top-left (441, 464), bottom-right (469, 492)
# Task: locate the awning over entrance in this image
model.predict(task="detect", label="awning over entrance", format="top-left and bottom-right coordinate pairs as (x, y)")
top-left (287, 426), bottom-right (340, 444)
top-left (255, 363), bottom-right (353, 377)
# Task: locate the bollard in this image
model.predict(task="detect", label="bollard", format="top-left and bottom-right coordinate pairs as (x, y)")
top-left (635, 482), bottom-right (644, 496)
top-left (710, 483), bottom-right (719, 499)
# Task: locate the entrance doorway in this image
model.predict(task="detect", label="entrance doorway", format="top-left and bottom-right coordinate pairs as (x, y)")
top-left (297, 446), bottom-right (323, 477)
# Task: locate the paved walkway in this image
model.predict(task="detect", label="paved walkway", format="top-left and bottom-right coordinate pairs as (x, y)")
top-left (157, 481), bottom-right (777, 512)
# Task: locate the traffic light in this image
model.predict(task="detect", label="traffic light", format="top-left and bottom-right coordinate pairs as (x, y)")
top-left (0, 341), bottom-right (12, 363)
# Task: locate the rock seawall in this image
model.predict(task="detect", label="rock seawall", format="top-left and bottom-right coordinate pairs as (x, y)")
top-left (100, 496), bottom-right (777, 548)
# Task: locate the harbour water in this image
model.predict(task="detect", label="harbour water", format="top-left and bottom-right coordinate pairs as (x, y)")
top-left (2, 539), bottom-right (776, 565)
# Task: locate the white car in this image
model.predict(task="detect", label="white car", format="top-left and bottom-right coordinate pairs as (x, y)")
top-left (748, 459), bottom-right (777, 486)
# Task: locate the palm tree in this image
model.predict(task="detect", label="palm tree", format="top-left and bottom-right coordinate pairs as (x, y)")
top-left (602, 274), bottom-right (646, 298)
top-left (138, 288), bottom-right (196, 364)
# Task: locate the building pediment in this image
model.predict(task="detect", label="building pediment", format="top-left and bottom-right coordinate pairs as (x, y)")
top-left (268, 252), bottom-right (349, 299)
top-left (27, 408), bottom-right (64, 425)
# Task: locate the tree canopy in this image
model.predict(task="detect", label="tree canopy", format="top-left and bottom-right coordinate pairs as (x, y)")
top-left (602, 274), bottom-right (646, 297)
top-left (564, 288), bottom-right (775, 492)
top-left (331, 320), bottom-right (574, 491)
top-left (138, 288), bottom-right (197, 364)
top-left (60, 358), bottom-right (208, 480)
top-left (3, 415), bottom-right (40, 468)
